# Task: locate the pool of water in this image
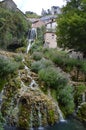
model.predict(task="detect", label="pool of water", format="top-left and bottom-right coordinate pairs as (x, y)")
top-left (47, 118), bottom-right (86, 130)
top-left (4, 118), bottom-right (86, 130)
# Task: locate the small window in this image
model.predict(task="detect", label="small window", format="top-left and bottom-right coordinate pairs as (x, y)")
top-left (52, 34), bottom-right (54, 39)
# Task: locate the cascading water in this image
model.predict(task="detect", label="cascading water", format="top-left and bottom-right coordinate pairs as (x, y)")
top-left (38, 103), bottom-right (44, 130)
top-left (29, 79), bottom-right (38, 90)
top-left (38, 105), bottom-right (42, 126)
top-left (27, 28), bottom-right (37, 53)
top-left (30, 106), bottom-right (34, 130)
top-left (0, 90), bottom-right (3, 105)
top-left (82, 93), bottom-right (86, 103)
top-left (27, 39), bottom-right (31, 53)
top-left (47, 88), bottom-right (65, 122)
top-left (56, 103), bottom-right (65, 122)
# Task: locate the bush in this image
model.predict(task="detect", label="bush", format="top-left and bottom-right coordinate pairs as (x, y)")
top-left (38, 67), bottom-right (68, 89)
top-left (30, 40), bottom-right (43, 54)
top-left (31, 58), bottom-right (54, 73)
top-left (14, 55), bottom-right (23, 62)
top-left (0, 56), bottom-right (19, 77)
top-left (38, 65), bottom-right (74, 115)
top-left (0, 112), bottom-right (5, 130)
top-left (32, 52), bottom-right (43, 61)
top-left (58, 85), bottom-right (74, 115)
top-left (74, 84), bottom-right (86, 106)
top-left (38, 67), bottom-right (59, 88)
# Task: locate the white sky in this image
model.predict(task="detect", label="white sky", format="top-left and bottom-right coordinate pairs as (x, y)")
top-left (0, 0), bottom-right (66, 15)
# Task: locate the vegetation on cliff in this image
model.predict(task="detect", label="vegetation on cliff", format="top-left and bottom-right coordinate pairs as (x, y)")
top-left (0, 7), bottom-right (30, 51)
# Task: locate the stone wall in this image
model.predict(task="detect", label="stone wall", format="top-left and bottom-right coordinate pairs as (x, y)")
top-left (44, 32), bottom-right (57, 48)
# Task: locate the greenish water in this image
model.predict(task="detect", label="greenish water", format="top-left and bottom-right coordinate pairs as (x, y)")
top-left (47, 118), bottom-right (86, 130)
top-left (4, 118), bottom-right (86, 130)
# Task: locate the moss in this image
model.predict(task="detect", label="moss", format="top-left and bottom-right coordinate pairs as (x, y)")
top-left (48, 109), bottom-right (55, 125)
top-left (51, 89), bottom-right (57, 101)
top-left (0, 78), bottom-right (6, 92)
top-left (18, 104), bottom-right (30, 129)
top-left (77, 103), bottom-right (86, 122)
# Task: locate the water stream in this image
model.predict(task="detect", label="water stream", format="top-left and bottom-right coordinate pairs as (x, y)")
top-left (27, 39), bottom-right (31, 53)
top-left (4, 117), bottom-right (86, 130)
top-left (47, 88), bottom-right (65, 122)
top-left (82, 93), bottom-right (86, 103)
top-left (56, 103), bottom-right (65, 122)
top-left (38, 105), bottom-right (42, 127)
top-left (27, 28), bottom-right (37, 54)
top-left (30, 106), bottom-right (33, 130)
top-left (0, 89), bottom-right (3, 105)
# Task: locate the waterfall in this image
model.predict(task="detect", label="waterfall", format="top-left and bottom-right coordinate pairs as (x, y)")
top-left (38, 105), bottom-right (42, 126)
top-left (25, 65), bottom-right (30, 72)
top-left (30, 106), bottom-right (34, 130)
top-left (18, 80), bottom-right (28, 97)
top-left (56, 102), bottom-right (65, 122)
top-left (0, 90), bottom-right (3, 105)
top-left (82, 93), bottom-right (85, 103)
top-left (29, 79), bottom-right (38, 89)
top-left (27, 39), bottom-right (31, 53)
top-left (28, 28), bottom-right (37, 40)
top-left (38, 104), bottom-right (44, 130)
top-left (47, 87), bottom-right (65, 122)
top-left (27, 28), bottom-right (37, 54)
top-left (24, 65), bottom-right (38, 89)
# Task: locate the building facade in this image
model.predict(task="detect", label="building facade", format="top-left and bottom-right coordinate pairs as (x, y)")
top-left (44, 32), bottom-right (57, 48)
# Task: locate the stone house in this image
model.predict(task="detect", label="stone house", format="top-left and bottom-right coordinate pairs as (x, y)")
top-left (44, 19), bottom-right (57, 48)
top-left (44, 32), bottom-right (57, 48)
top-left (45, 19), bottom-right (57, 31)
top-left (51, 6), bottom-right (61, 15)
top-left (32, 20), bottom-right (45, 28)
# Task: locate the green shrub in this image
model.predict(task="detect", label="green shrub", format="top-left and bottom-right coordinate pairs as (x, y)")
top-left (81, 61), bottom-right (86, 73)
top-left (74, 84), bottom-right (86, 106)
top-left (38, 67), bottom-right (68, 89)
top-left (0, 112), bottom-right (5, 130)
top-left (32, 52), bottom-right (43, 61)
top-left (31, 58), bottom-right (54, 73)
top-left (77, 103), bottom-right (86, 121)
top-left (0, 78), bottom-right (6, 92)
top-left (58, 85), bottom-right (74, 115)
top-left (30, 40), bottom-right (43, 54)
top-left (0, 56), bottom-right (19, 77)
top-left (14, 55), bottom-right (23, 62)
top-left (38, 67), bottom-right (59, 88)
top-left (38, 65), bottom-right (74, 115)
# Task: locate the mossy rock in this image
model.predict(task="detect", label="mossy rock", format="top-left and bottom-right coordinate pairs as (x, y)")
top-left (77, 103), bottom-right (86, 122)
top-left (1, 86), bottom-right (59, 129)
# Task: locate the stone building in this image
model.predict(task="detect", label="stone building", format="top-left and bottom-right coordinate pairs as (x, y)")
top-left (44, 32), bottom-right (57, 48)
top-left (44, 18), bottom-right (57, 48)
top-left (32, 20), bottom-right (45, 28)
top-left (51, 6), bottom-right (61, 15)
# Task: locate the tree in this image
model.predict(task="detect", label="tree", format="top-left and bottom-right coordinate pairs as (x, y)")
top-left (56, 0), bottom-right (86, 57)
top-left (0, 7), bottom-right (29, 51)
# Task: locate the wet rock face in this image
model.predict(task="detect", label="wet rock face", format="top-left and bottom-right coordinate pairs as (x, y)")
top-left (18, 88), bottom-right (59, 129)
top-left (1, 72), bottom-right (59, 129)
top-left (77, 103), bottom-right (86, 122)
